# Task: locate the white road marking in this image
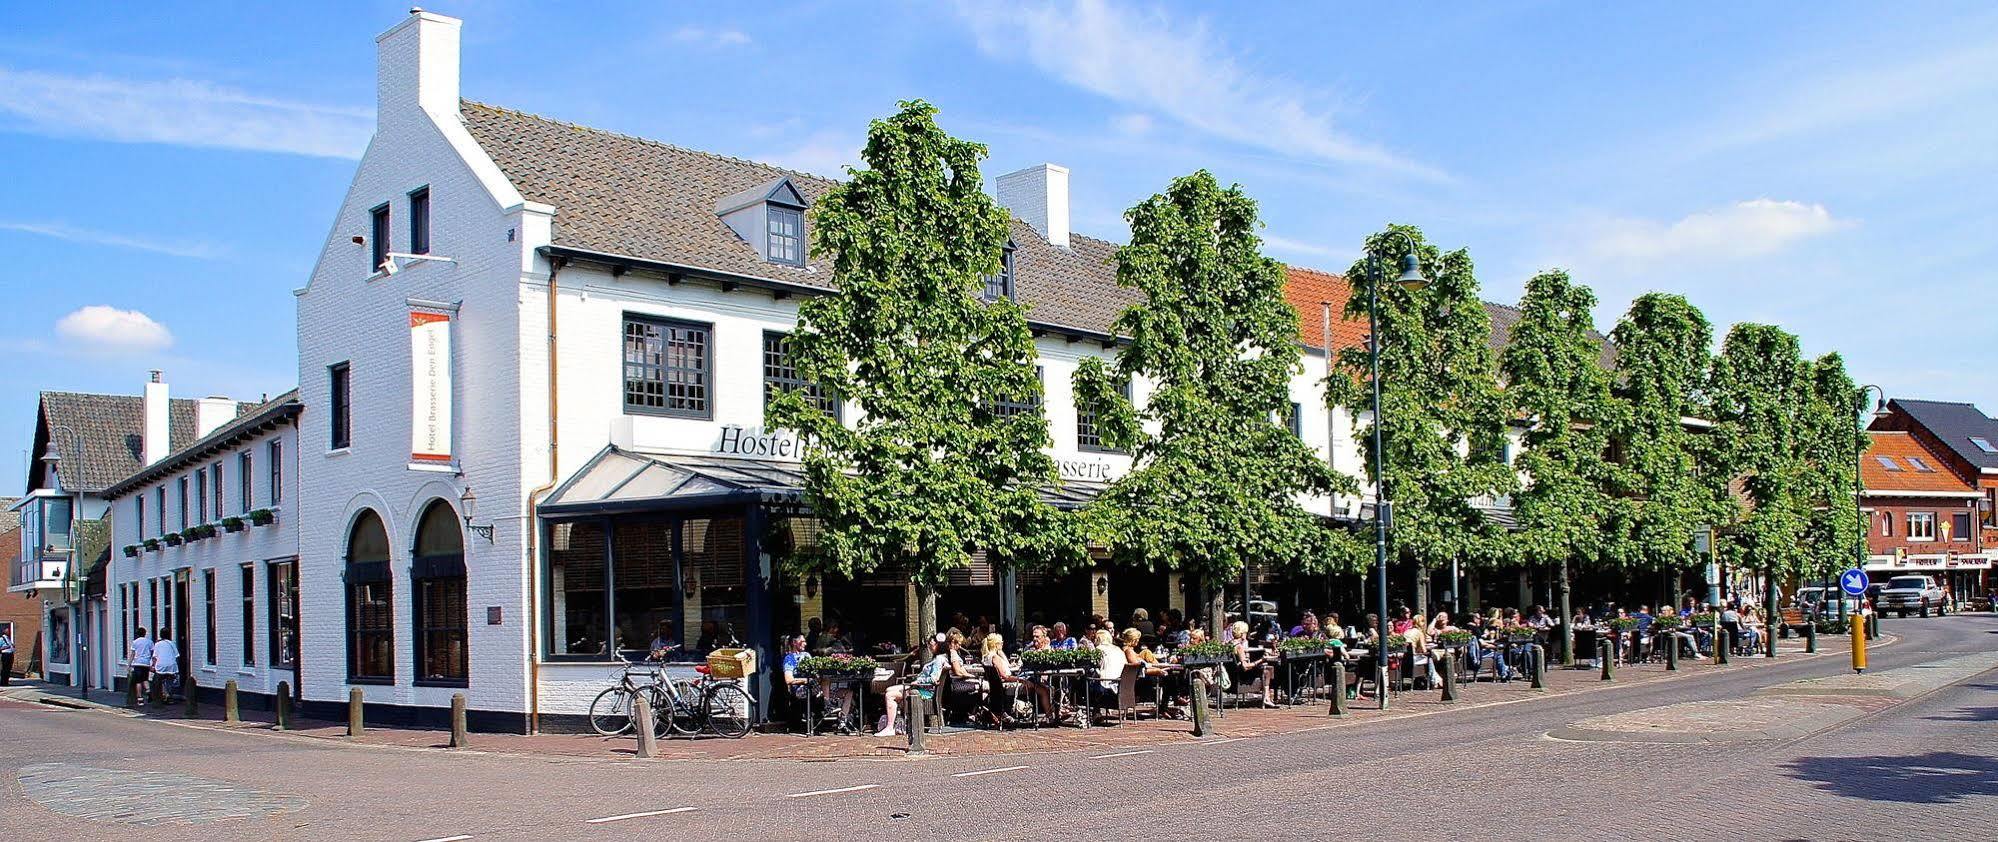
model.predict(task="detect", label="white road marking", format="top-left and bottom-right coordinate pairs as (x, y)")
top-left (784, 784), bottom-right (879, 798)
top-left (584, 807), bottom-right (698, 824)
top-left (1201, 737), bottom-right (1244, 745)
top-left (415, 835), bottom-right (474, 842)
top-left (951, 765), bottom-right (1030, 778)
top-left (1090, 749), bottom-right (1155, 759)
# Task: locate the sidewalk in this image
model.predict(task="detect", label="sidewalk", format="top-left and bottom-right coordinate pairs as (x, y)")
top-left (0, 633), bottom-right (1855, 762)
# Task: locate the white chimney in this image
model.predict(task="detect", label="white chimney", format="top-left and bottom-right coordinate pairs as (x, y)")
top-left (196, 396), bottom-right (236, 439)
top-left (142, 370), bottom-right (169, 466)
top-left (377, 8), bottom-right (462, 122)
top-left (996, 163), bottom-right (1071, 249)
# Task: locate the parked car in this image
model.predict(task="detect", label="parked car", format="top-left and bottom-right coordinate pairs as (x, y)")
top-left (1876, 575), bottom-right (1947, 617)
top-left (1795, 586), bottom-right (1861, 617)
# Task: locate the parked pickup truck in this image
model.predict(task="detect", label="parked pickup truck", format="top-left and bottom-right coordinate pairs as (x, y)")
top-left (1876, 575), bottom-right (1947, 617)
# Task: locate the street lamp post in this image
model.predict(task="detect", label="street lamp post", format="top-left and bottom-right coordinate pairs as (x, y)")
top-left (1363, 232), bottom-right (1427, 710)
top-left (1849, 386), bottom-right (1887, 621)
top-left (39, 425), bottom-right (85, 699)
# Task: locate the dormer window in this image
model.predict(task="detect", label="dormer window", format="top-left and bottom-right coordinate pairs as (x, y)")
top-left (767, 206), bottom-right (803, 266)
top-left (981, 241), bottom-right (1016, 302)
top-left (716, 177), bottom-right (809, 267)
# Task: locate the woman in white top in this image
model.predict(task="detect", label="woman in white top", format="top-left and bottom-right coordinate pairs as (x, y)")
top-left (1229, 621), bottom-right (1279, 708)
top-left (876, 638), bottom-right (945, 737)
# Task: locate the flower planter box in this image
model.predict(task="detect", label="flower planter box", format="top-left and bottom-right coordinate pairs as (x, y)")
top-left (222, 517), bottom-right (246, 533)
top-left (163, 534), bottom-right (183, 547)
top-left (123, 545), bottom-right (141, 558)
top-left (249, 508), bottom-right (277, 527)
top-left (143, 539), bottom-right (162, 552)
top-left (1176, 654), bottom-right (1230, 668)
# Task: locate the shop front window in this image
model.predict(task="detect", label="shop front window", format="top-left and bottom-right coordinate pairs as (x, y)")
top-left (547, 521), bottom-right (609, 657)
top-left (411, 500), bottom-right (468, 684)
top-left (613, 519), bottom-right (679, 660)
top-left (543, 515), bottom-right (746, 661)
top-left (345, 510), bottom-right (394, 681)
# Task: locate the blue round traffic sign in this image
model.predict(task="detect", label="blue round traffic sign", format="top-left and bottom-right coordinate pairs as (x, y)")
top-left (1839, 568), bottom-right (1870, 596)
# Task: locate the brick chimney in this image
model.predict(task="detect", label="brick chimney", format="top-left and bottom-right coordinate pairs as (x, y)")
top-left (143, 370), bottom-right (168, 465)
top-left (996, 163), bottom-right (1071, 249)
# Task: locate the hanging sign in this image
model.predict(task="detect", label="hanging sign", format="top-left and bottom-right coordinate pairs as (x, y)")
top-left (410, 311), bottom-right (453, 462)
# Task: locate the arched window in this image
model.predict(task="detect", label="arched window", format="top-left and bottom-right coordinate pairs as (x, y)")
top-left (346, 510), bottom-right (394, 682)
top-left (412, 500), bottom-right (468, 685)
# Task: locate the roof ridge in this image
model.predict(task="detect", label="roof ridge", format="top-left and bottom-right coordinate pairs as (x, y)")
top-left (461, 99), bottom-right (845, 185)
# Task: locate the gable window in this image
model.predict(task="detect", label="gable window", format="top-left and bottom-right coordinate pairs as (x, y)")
top-left (369, 203), bottom-right (390, 273)
top-left (329, 362), bottom-right (352, 449)
top-left (981, 242), bottom-right (1016, 302)
top-left (345, 510), bottom-right (393, 682)
top-left (623, 315), bottom-right (711, 418)
top-left (411, 500), bottom-right (468, 685)
top-left (239, 563), bottom-right (256, 667)
top-left (766, 206), bottom-right (803, 266)
top-left (238, 452), bottom-right (253, 513)
top-left (762, 331), bottom-right (838, 421)
top-left (989, 366), bottom-right (1044, 419)
top-left (269, 439), bottom-right (284, 504)
top-left (408, 187), bottom-right (430, 255)
top-left (1077, 377), bottom-right (1131, 452)
top-left (1907, 511), bottom-right (1936, 541)
top-left (1951, 511), bottom-right (1972, 542)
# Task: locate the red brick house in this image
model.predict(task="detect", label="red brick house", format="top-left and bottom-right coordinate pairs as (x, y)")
top-left (1865, 400), bottom-right (1996, 602)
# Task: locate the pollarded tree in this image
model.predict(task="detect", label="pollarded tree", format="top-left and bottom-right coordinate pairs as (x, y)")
top-left (1327, 226), bottom-right (1513, 611)
top-left (770, 100), bottom-right (1082, 645)
top-left (1074, 170), bottom-right (1358, 632)
top-left (1603, 293), bottom-right (1716, 577)
top-left (1707, 322), bottom-right (1811, 653)
top-left (1500, 270), bottom-right (1614, 663)
top-left (1797, 353), bottom-right (1869, 598)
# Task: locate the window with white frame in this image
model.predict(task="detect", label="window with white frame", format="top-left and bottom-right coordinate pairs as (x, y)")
top-left (766, 205), bottom-right (803, 266)
top-left (1907, 511), bottom-right (1936, 541)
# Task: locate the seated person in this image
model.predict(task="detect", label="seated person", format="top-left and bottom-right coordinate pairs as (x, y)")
top-left (1228, 621), bottom-right (1279, 708)
top-left (980, 633), bottom-right (1050, 724)
top-left (1288, 611), bottom-right (1322, 638)
top-left (1050, 622), bottom-right (1078, 650)
top-left (780, 634), bottom-right (852, 725)
top-left (647, 620), bottom-right (678, 661)
top-left (876, 638), bottom-right (946, 737)
top-left (1090, 630), bottom-right (1126, 717)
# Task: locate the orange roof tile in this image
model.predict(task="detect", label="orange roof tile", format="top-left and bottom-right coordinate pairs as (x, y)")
top-left (1862, 432), bottom-right (1977, 494)
top-left (1284, 266), bottom-right (1369, 353)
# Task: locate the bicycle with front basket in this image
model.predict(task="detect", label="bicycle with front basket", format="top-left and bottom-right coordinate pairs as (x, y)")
top-left (587, 650), bottom-right (754, 739)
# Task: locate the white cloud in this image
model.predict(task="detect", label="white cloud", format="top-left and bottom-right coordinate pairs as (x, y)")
top-left (54, 305), bottom-right (174, 354)
top-left (0, 68), bottom-right (370, 158)
top-left (1583, 199), bottom-right (1853, 264)
top-left (0, 220), bottom-right (223, 259)
top-left (953, 0), bottom-right (1444, 181)
top-left (1111, 112), bottom-right (1153, 136)
top-left (671, 26), bottom-right (752, 48)
top-left (761, 130), bottom-right (861, 177)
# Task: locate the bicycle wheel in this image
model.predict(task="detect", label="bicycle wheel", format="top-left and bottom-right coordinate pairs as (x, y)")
top-left (660, 679), bottom-right (701, 737)
top-left (704, 682), bottom-right (753, 739)
top-left (588, 686), bottom-right (635, 737)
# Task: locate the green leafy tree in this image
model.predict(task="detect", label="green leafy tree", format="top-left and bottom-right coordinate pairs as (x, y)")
top-left (1707, 323), bottom-right (1811, 652)
top-left (1797, 353), bottom-right (1869, 596)
top-left (770, 101), bottom-right (1081, 644)
top-left (1603, 294), bottom-right (1717, 577)
top-left (1075, 170), bottom-right (1357, 631)
top-left (1327, 226), bottom-right (1513, 610)
top-left (1500, 270), bottom-right (1613, 663)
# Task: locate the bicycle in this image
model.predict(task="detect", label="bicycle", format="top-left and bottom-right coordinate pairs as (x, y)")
top-left (588, 660), bottom-right (669, 737)
top-left (587, 657), bottom-right (755, 739)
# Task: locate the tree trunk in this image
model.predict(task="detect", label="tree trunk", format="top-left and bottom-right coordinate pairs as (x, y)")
top-left (1208, 585), bottom-right (1225, 641)
top-left (916, 583), bottom-right (937, 650)
top-left (1765, 571), bottom-right (1780, 658)
top-left (1414, 565), bottom-right (1432, 617)
top-left (1558, 559), bottom-right (1574, 667)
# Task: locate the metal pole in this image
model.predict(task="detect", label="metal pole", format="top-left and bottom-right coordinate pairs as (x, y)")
top-left (1849, 385), bottom-right (1882, 622)
top-left (1368, 269), bottom-right (1390, 712)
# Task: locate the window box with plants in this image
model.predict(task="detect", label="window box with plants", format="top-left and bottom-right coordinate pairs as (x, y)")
top-left (1019, 647), bottom-right (1098, 672)
top-left (222, 516), bottom-right (246, 533)
top-left (1276, 636), bottom-right (1329, 659)
top-left (123, 544), bottom-right (141, 558)
top-left (249, 508), bottom-right (278, 527)
top-left (1689, 612), bottom-right (1719, 628)
top-left (1435, 629), bottom-right (1475, 648)
top-left (143, 538), bottom-right (162, 552)
top-left (163, 533), bottom-right (183, 547)
top-left (795, 654), bottom-right (878, 678)
top-left (1169, 640), bottom-right (1234, 667)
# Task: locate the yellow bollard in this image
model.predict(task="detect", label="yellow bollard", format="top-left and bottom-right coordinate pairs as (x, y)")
top-left (1850, 615), bottom-right (1867, 674)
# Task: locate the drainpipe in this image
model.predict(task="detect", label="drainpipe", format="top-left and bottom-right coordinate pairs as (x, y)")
top-left (524, 255), bottom-right (565, 733)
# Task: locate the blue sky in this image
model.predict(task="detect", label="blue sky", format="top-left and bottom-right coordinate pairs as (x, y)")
top-left (5, 1), bottom-right (1997, 482)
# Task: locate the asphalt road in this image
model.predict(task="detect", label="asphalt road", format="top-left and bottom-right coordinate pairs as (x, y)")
top-left (3, 614), bottom-right (1994, 841)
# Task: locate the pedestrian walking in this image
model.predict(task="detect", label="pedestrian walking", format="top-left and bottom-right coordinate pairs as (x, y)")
top-left (151, 629), bottom-right (182, 704)
top-left (0, 626), bottom-right (16, 686)
top-left (128, 627), bottom-right (154, 705)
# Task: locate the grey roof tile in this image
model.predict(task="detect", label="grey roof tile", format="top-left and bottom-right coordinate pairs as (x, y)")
top-left (1883, 399), bottom-right (1998, 470)
top-left (33, 392), bottom-right (257, 493)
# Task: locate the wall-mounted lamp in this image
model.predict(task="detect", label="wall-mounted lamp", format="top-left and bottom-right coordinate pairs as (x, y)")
top-left (804, 575), bottom-right (819, 598)
top-left (458, 486), bottom-right (495, 544)
top-left (1096, 575), bottom-right (1109, 596)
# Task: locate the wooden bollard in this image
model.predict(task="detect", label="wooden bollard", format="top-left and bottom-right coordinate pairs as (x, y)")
top-left (223, 680), bottom-right (240, 722)
top-left (182, 674), bottom-right (199, 716)
top-left (347, 687), bottom-right (364, 737)
top-left (449, 693), bottom-right (469, 748)
top-left (1438, 655), bottom-right (1456, 703)
top-left (1190, 673), bottom-right (1213, 736)
top-left (274, 682), bottom-right (292, 729)
top-left (1327, 662), bottom-right (1348, 716)
top-left (632, 694), bottom-right (658, 759)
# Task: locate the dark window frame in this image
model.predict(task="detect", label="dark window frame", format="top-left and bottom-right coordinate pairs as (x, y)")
top-left (989, 366), bottom-right (1045, 419)
top-left (177, 477), bottom-right (189, 530)
top-left (238, 452), bottom-right (253, 513)
top-left (155, 487), bottom-right (167, 537)
top-left (1951, 510), bottom-right (1973, 542)
top-left (195, 470), bottom-right (207, 524)
top-left (981, 242), bottom-right (1017, 302)
top-left (329, 362), bottom-right (352, 450)
top-left (134, 496), bottom-right (144, 541)
top-left (1077, 377), bottom-right (1131, 453)
top-left (766, 205), bottom-right (804, 267)
top-left (410, 501), bottom-right (469, 687)
top-left (203, 568), bottom-right (217, 666)
top-left (268, 560), bottom-right (298, 670)
top-left (407, 186), bottom-right (431, 255)
top-left (210, 462), bottom-right (223, 520)
top-left (368, 203), bottom-right (391, 273)
top-left (621, 314), bottom-right (713, 419)
top-left (269, 439), bottom-right (284, 505)
top-left (761, 331), bottom-right (840, 422)
top-left (345, 512), bottom-right (394, 684)
top-left (239, 563), bottom-right (256, 667)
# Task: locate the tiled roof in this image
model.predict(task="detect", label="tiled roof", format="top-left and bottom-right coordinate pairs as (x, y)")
top-left (102, 389), bottom-right (302, 498)
top-left (30, 393), bottom-right (255, 493)
top-left (460, 101), bottom-right (1143, 336)
top-left (1861, 431), bottom-right (1978, 494)
top-left (1879, 399), bottom-right (1998, 471)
